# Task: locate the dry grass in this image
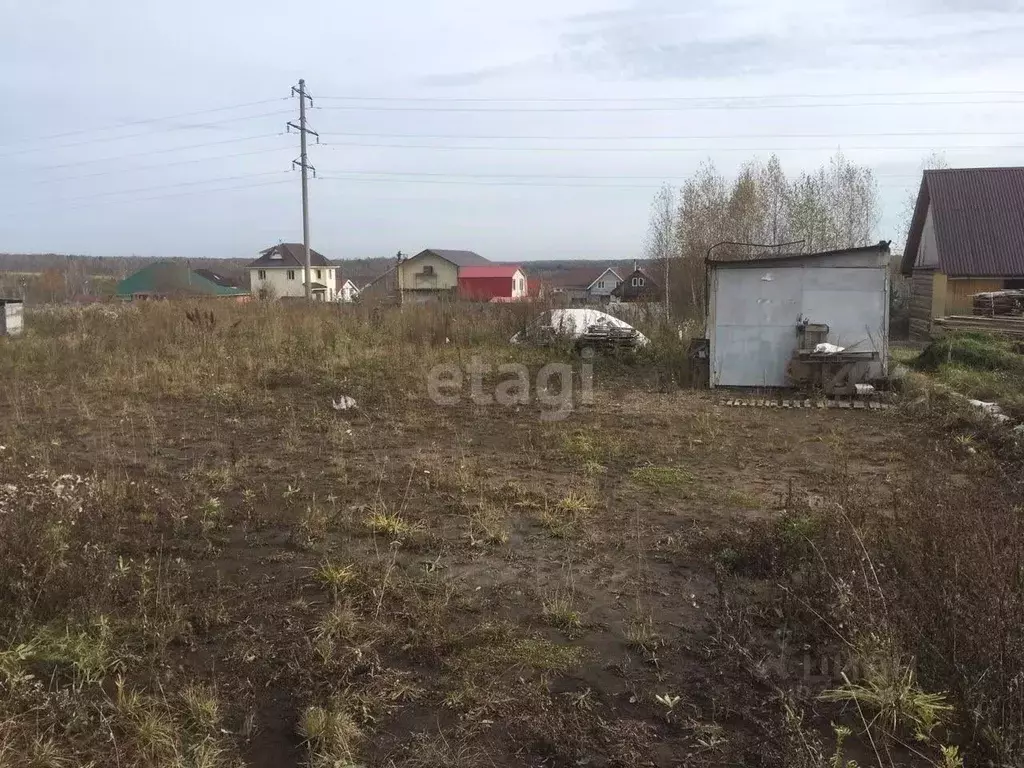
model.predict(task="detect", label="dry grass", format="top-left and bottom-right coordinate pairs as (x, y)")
top-left (541, 596), bottom-right (584, 632)
top-left (0, 301), bottom-right (1016, 767)
top-left (713, 396), bottom-right (1024, 765)
top-left (298, 702), bottom-right (362, 768)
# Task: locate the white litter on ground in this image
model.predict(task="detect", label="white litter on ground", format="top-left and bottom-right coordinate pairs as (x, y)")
top-left (331, 396), bottom-right (357, 411)
top-left (967, 398), bottom-right (1009, 422)
top-left (814, 342), bottom-right (845, 354)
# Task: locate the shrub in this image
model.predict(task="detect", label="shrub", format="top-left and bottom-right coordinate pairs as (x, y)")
top-left (915, 332), bottom-right (1024, 373)
top-left (734, 433), bottom-right (1024, 763)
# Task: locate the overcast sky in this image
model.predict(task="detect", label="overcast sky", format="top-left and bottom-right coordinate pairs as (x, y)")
top-left (2, 0), bottom-right (1023, 262)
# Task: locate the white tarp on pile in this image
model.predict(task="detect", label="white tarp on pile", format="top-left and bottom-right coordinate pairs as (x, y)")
top-left (511, 309), bottom-right (649, 346)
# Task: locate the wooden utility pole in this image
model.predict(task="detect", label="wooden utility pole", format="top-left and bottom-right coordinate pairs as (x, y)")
top-left (396, 251), bottom-right (404, 307)
top-left (289, 79), bottom-right (318, 301)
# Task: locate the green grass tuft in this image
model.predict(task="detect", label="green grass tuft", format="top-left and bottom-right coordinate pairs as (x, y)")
top-left (629, 465), bottom-right (694, 489)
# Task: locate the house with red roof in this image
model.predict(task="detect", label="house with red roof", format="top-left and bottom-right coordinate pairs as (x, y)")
top-left (458, 265), bottom-right (528, 302)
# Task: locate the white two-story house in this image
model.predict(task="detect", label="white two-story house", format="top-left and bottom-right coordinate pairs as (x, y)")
top-left (248, 243), bottom-right (337, 301)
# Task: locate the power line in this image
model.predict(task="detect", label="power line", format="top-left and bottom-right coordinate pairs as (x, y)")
top-left (64, 178), bottom-right (293, 211)
top-left (314, 99), bottom-right (1024, 113)
top-left (23, 134), bottom-right (286, 172)
top-left (319, 129), bottom-right (1024, 141)
top-left (317, 174), bottom-right (918, 190)
top-left (318, 169), bottom-right (927, 181)
top-left (26, 146), bottom-right (294, 185)
top-left (316, 90), bottom-right (1024, 103)
top-left (317, 175), bottom-right (666, 189)
top-left (321, 141), bottom-right (1024, 153)
top-left (0, 111), bottom-right (292, 158)
top-left (14, 170), bottom-right (291, 208)
top-left (0, 177), bottom-right (293, 217)
top-left (0, 97), bottom-right (290, 149)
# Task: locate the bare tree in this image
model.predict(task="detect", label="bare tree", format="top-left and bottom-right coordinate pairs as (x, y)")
top-left (674, 161), bottom-right (729, 315)
top-left (758, 155), bottom-right (791, 245)
top-left (644, 184), bottom-right (676, 318)
top-left (897, 151), bottom-right (948, 249)
top-left (650, 152), bottom-right (880, 320)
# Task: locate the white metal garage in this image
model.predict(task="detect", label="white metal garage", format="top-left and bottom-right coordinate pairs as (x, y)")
top-left (707, 243), bottom-right (890, 388)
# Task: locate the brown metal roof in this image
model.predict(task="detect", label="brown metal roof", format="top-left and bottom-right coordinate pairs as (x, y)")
top-left (413, 249), bottom-right (491, 267)
top-left (546, 266), bottom-right (624, 290)
top-left (902, 167), bottom-right (1024, 277)
top-left (547, 267), bottom-right (605, 289)
top-left (248, 243), bottom-right (333, 269)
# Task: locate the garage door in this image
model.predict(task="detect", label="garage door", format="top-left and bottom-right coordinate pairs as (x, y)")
top-left (711, 265), bottom-right (886, 388)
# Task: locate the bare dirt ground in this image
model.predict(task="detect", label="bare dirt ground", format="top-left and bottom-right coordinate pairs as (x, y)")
top-left (0, 359), bottom-right (909, 766)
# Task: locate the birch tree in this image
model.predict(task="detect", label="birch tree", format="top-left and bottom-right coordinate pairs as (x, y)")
top-left (649, 152), bottom-right (879, 319)
top-left (644, 184), bottom-right (677, 317)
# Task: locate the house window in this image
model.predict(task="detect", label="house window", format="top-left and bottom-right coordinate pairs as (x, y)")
top-left (632, 276), bottom-right (645, 287)
top-left (422, 265), bottom-right (434, 276)
top-left (287, 270), bottom-right (296, 280)
top-left (598, 281), bottom-right (604, 289)
top-left (316, 269), bottom-right (321, 279)
top-left (257, 270), bottom-right (266, 280)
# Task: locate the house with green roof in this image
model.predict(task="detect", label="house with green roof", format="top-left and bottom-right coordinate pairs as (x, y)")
top-left (116, 262), bottom-right (248, 301)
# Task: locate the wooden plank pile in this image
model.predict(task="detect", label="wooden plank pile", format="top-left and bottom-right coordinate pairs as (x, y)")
top-left (934, 314), bottom-right (1024, 339)
top-left (972, 290), bottom-right (1024, 317)
top-left (576, 324), bottom-right (643, 352)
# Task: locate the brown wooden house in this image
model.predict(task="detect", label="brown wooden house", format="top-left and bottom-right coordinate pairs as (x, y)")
top-left (611, 266), bottom-right (662, 303)
top-left (901, 167), bottom-right (1024, 338)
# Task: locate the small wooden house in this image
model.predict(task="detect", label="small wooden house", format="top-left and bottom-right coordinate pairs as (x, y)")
top-left (611, 266), bottom-right (662, 303)
top-left (902, 167), bottom-right (1024, 338)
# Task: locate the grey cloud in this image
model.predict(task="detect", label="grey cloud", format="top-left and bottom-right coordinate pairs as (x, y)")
top-left (558, 1), bottom-right (1024, 81)
top-left (560, 34), bottom-right (811, 81)
top-left (913, 0), bottom-right (1023, 12)
top-left (419, 62), bottom-right (534, 87)
top-left (562, 4), bottom-right (696, 26)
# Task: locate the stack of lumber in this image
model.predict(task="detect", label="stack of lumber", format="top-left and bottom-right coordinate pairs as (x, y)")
top-left (934, 315), bottom-right (1024, 339)
top-left (577, 324), bottom-right (643, 351)
top-left (972, 290), bottom-right (1024, 317)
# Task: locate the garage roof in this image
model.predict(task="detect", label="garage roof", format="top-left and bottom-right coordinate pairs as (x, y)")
top-left (708, 242), bottom-right (891, 266)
